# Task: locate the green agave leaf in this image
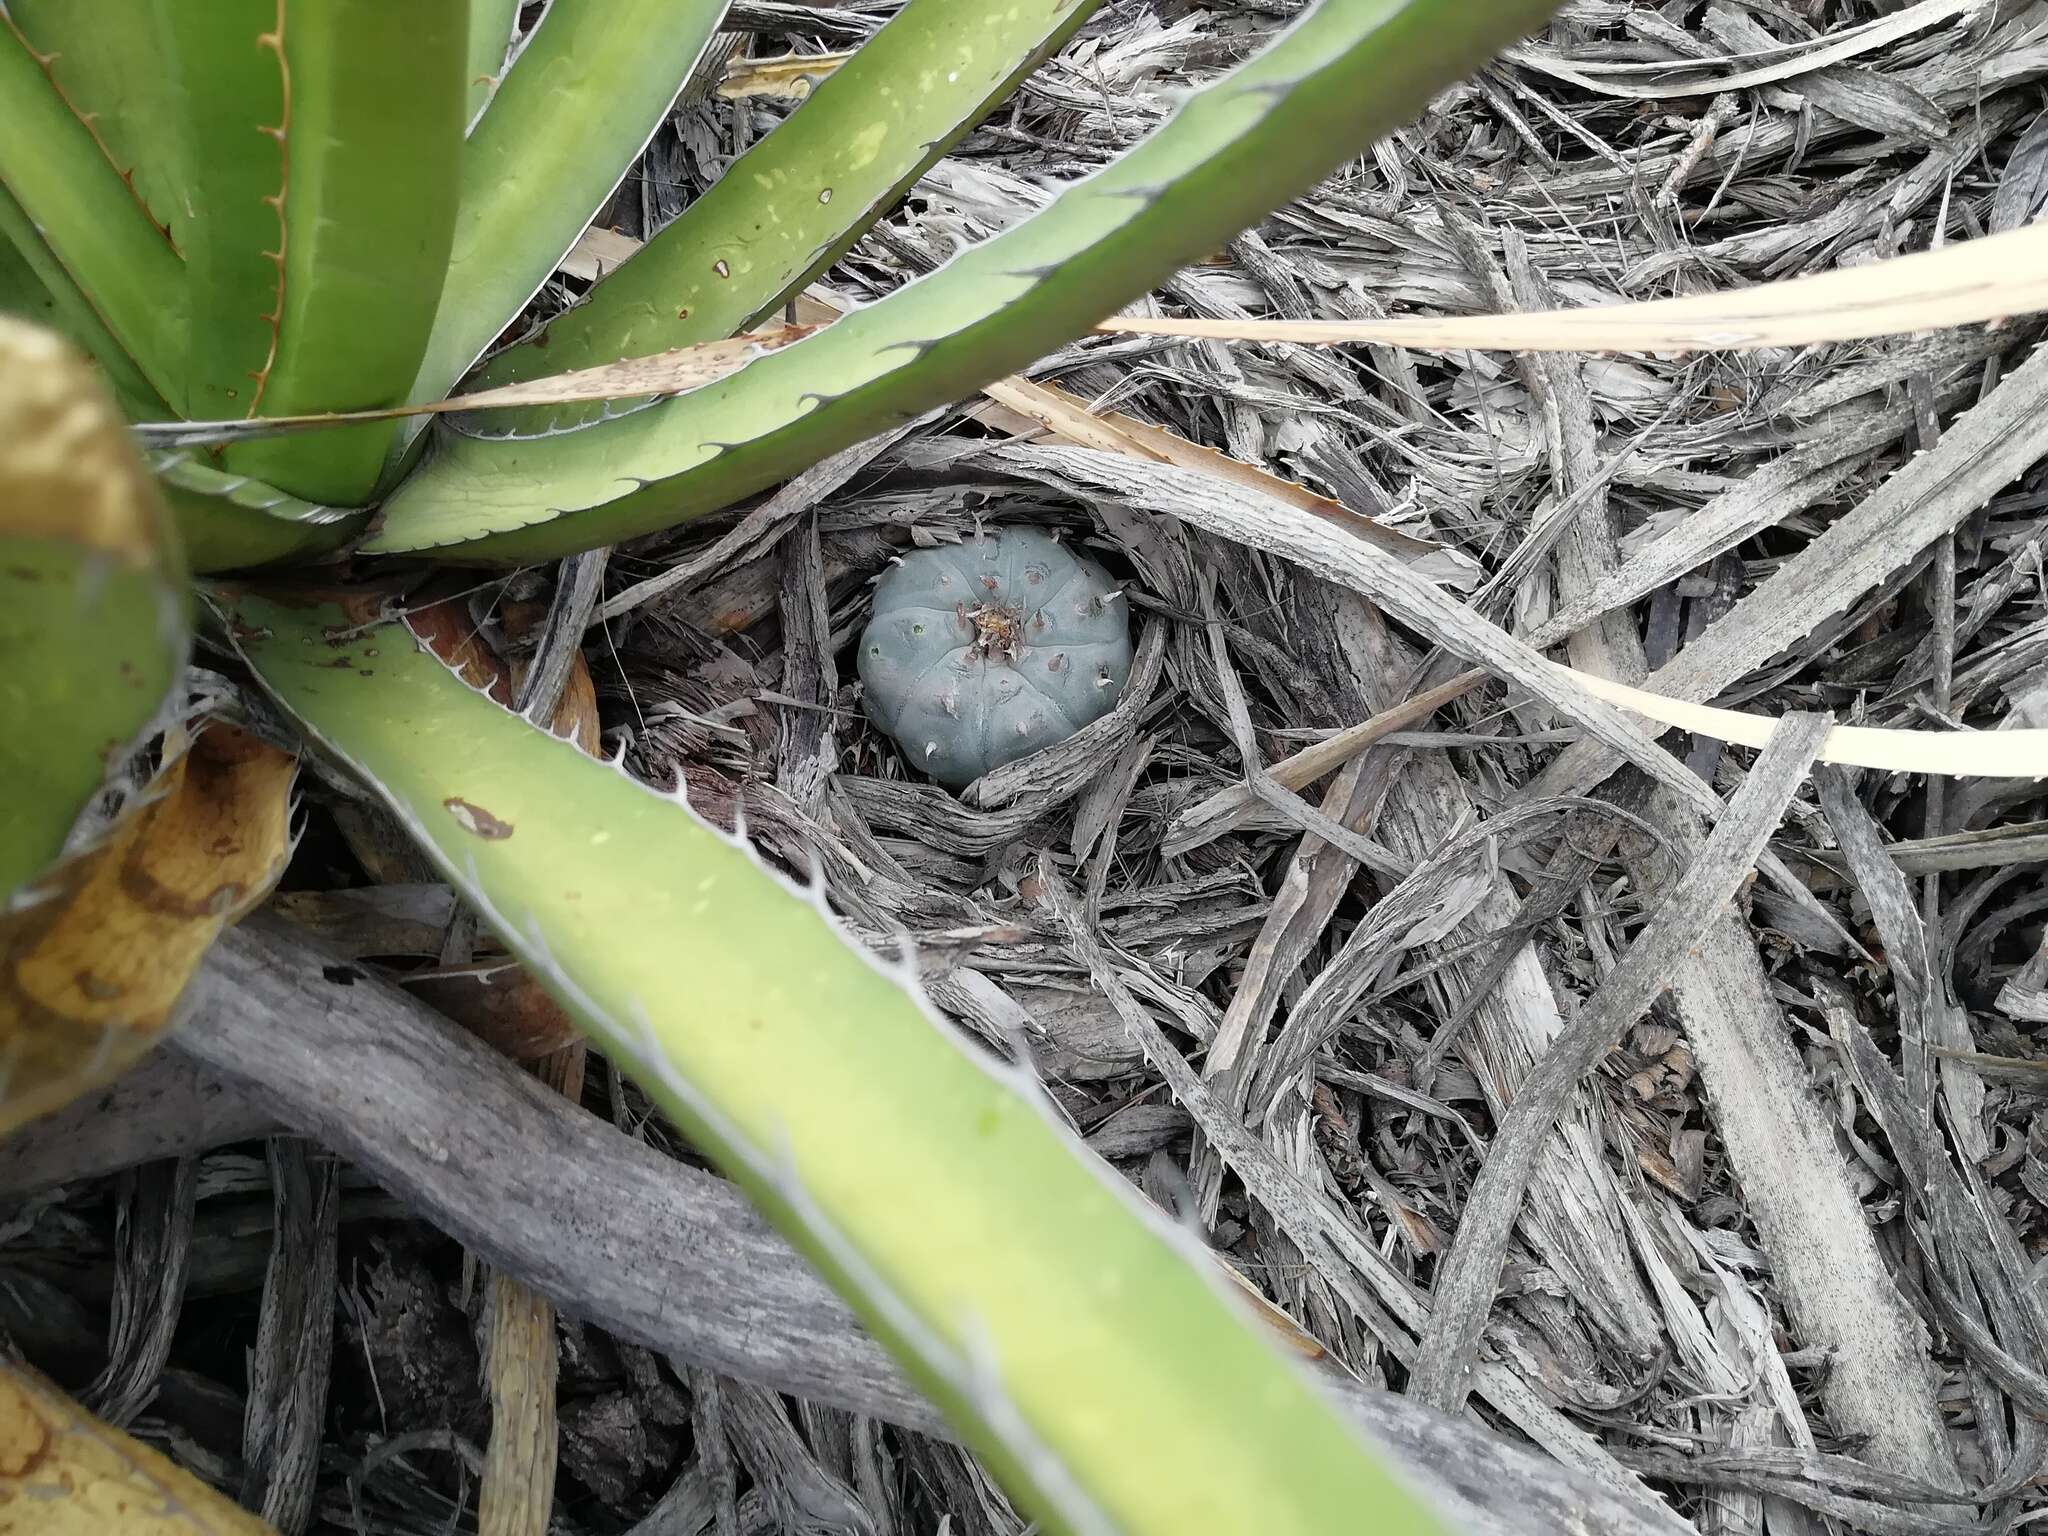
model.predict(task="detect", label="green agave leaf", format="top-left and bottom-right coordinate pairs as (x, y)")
top-left (466, 0), bottom-right (1103, 432)
top-left (224, 586), bottom-right (1454, 1536)
top-left (152, 451), bottom-right (364, 573)
top-left (371, 0), bottom-right (1561, 561)
top-left (221, 1), bottom-right (467, 505)
top-left (0, 10), bottom-right (185, 407)
top-left (465, 0), bottom-right (522, 127)
top-left (0, 208), bottom-right (54, 317)
top-left (401, 0), bottom-right (729, 419)
top-left (0, 318), bottom-right (189, 898)
top-left (0, 183), bottom-right (169, 421)
top-left (5, 0), bottom-right (189, 249)
top-left (160, 0), bottom-right (289, 425)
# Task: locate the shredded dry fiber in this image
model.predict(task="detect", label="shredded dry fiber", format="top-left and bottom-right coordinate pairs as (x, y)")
top-left (11, 3), bottom-right (2048, 1534)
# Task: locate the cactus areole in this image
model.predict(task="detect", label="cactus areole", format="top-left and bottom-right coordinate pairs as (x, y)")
top-left (859, 528), bottom-right (1134, 788)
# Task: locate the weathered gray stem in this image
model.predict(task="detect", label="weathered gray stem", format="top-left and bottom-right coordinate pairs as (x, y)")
top-left (148, 917), bottom-right (1686, 1536)
top-left (0, 1048), bottom-right (275, 1195)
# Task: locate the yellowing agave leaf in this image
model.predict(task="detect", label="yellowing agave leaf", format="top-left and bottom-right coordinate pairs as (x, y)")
top-left (0, 316), bottom-right (189, 896)
top-left (0, 1359), bottom-right (275, 1535)
top-left (0, 723), bottom-right (295, 1136)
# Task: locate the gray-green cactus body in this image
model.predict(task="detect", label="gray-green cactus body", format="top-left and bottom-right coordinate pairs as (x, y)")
top-left (860, 528), bottom-right (1132, 788)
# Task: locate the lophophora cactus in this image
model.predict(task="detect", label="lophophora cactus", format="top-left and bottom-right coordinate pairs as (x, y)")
top-left (858, 528), bottom-right (1133, 787)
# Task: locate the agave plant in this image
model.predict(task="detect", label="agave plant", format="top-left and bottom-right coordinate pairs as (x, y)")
top-left (0, 1), bottom-right (1561, 1530)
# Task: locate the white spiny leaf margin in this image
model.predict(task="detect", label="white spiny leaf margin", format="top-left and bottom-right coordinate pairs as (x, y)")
top-left (149, 449), bottom-right (361, 525)
top-left (465, 0), bottom-right (542, 138)
top-left (437, 391), bottom-right (668, 441)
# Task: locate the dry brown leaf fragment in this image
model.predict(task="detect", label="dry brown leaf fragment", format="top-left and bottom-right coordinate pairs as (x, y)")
top-left (403, 592), bottom-right (602, 751)
top-left (0, 723), bottom-right (295, 1136)
top-left (1216, 1263), bottom-right (1327, 1360)
top-left (1393, 1206), bottom-right (1443, 1256)
top-left (0, 1358), bottom-right (277, 1534)
top-left (438, 326), bottom-right (815, 414)
top-left (979, 374), bottom-right (1445, 560)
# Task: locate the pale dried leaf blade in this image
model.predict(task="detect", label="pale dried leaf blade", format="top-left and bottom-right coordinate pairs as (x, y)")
top-left (1506, 0), bottom-right (1975, 97)
top-left (557, 225), bottom-right (644, 284)
top-left (1558, 662), bottom-right (2048, 777)
top-left (1527, 334), bottom-right (2048, 807)
top-left (1095, 224), bottom-right (2048, 353)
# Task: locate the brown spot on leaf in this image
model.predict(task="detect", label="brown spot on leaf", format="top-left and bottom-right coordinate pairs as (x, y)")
top-left (444, 798), bottom-right (514, 840)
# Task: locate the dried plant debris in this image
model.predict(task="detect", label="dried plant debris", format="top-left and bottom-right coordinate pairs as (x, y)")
top-left (15, 1), bottom-right (2048, 1531)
